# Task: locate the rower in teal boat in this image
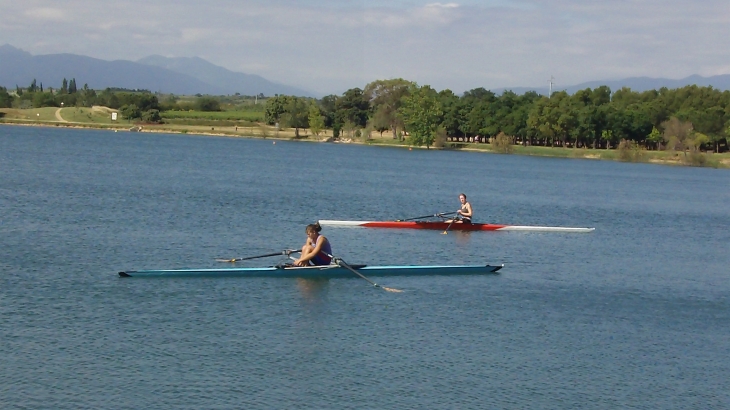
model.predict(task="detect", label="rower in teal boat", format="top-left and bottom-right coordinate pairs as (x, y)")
top-left (293, 223), bottom-right (332, 266)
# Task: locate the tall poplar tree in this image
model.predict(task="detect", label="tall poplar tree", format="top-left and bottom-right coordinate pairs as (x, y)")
top-left (308, 102), bottom-right (325, 136)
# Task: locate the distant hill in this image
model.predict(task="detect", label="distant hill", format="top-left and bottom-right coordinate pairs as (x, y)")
top-left (137, 55), bottom-right (315, 97)
top-left (491, 74), bottom-right (730, 96)
top-left (3, 44), bottom-right (730, 98)
top-left (0, 44), bottom-right (314, 97)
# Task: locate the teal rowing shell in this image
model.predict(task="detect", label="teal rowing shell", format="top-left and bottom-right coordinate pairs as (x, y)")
top-left (119, 264), bottom-right (503, 278)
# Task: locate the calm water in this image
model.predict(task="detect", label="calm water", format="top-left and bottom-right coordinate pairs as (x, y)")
top-left (1, 126), bottom-right (729, 409)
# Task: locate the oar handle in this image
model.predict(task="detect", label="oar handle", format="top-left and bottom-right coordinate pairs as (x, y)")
top-left (217, 249), bottom-right (299, 263)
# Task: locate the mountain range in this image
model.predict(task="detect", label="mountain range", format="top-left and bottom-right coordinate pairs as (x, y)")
top-left (2, 44), bottom-right (730, 97)
top-left (492, 74), bottom-right (730, 96)
top-left (0, 44), bottom-right (314, 97)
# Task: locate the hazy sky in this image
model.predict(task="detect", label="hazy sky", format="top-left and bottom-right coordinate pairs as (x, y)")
top-left (2, 0), bottom-right (729, 95)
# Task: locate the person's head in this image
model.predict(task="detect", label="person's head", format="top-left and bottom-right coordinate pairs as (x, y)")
top-left (305, 223), bottom-right (322, 236)
top-left (459, 193), bottom-right (467, 203)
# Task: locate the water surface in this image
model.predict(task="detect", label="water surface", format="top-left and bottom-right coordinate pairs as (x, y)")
top-left (1, 126), bottom-right (729, 409)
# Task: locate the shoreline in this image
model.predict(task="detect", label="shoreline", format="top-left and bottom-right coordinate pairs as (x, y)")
top-left (1, 118), bottom-right (728, 169)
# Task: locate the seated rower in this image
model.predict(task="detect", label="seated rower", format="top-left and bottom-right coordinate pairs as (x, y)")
top-left (446, 193), bottom-right (473, 224)
top-left (293, 223), bottom-right (332, 266)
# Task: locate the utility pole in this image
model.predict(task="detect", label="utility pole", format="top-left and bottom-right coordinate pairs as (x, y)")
top-left (548, 76), bottom-right (555, 98)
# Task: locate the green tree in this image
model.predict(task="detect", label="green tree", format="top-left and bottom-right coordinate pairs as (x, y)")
top-left (195, 96), bottom-right (221, 111)
top-left (61, 78), bottom-right (68, 94)
top-left (363, 79), bottom-right (412, 139)
top-left (120, 104), bottom-right (141, 120)
top-left (601, 129), bottom-right (615, 149)
top-left (142, 109), bottom-right (161, 123)
top-left (646, 126), bottom-right (663, 150)
top-left (264, 95), bottom-right (291, 125)
top-left (527, 94), bottom-right (567, 147)
top-left (491, 131), bottom-right (514, 153)
top-left (308, 102), bottom-right (325, 136)
top-left (283, 97), bottom-right (309, 137)
top-left (661, 116), bottom-right (693, 155)
top-left (688, 132), bottom-right (709, 152)
top-left (80, 84), bottom-right (97, 107)
top-left (334, 88), bottom-right (369, 132)
top-left (32, 92), bottom-right (58, 108)
top-left (438, 89), bottom-right (462, 138)
top-left (370, 106), bottom-right (393, 137)
top-left (108, 94), bottom-right (121, 109)
top-left (591, 86), bottom-right (612, 106)
top-left (0, 87), bottom-right (14, 108)
top-left (319, 95), bottom-right (338, 128)
top-left (399, 84), bottom-right (443, 149)
top-left (459, 88), bottom-right (497, 137)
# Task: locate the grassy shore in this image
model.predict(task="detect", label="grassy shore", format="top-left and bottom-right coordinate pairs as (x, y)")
top-left (2, 107), bottom-right (728, 169)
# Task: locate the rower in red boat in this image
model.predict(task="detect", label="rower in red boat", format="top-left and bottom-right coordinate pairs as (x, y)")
top-left (446, 193), bottom-right (473, 224)
top-left (293, 223), bottom-right (333, 266)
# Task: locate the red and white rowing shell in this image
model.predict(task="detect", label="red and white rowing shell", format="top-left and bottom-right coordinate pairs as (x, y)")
top-left (318, 220), bottom-right (595, 233)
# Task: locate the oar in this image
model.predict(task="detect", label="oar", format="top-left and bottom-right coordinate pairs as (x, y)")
top-left (442, 213), bottom-right (459, 234)
top-left (330, 255), bottom-right (403, 293)
top-left (397, 211), bottom-right (455, 222)
top-left (216, 249), bottom-right (295, 263)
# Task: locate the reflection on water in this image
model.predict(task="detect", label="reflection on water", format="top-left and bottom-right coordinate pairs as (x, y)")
top-left (296, 278), bottom-right (330, 302)
top-left (452, 230), bottom-right (473, 245)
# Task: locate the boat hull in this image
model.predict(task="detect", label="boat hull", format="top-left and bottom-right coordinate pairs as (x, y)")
top-left (318, 220), bottom-right (595, 233)
top-left (119, 264), bottom-right (503, 278)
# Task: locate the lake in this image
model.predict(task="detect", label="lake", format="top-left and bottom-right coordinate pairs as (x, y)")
top-left (1, 126), bottom-right (729, 409)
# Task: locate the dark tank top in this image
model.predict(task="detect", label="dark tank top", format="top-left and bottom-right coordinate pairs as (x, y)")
top-left (461, 203), bottom-right (472, 222)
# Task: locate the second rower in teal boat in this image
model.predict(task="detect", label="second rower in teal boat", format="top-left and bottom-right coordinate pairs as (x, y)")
top-left (293, 223), bottom-right (333, 266)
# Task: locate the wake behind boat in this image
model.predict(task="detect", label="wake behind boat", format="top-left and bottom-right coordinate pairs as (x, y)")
top-left (118, 263), bottom-right (504, 278)
top-left (318, 220), bottom-right (595, 233)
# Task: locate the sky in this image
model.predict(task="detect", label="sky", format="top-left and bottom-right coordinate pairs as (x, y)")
top-left (1, 0), bottom-right (729, 95)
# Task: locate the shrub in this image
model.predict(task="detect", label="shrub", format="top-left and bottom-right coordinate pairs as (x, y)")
top-left (142, 109), bottom-right (161, 123)
top-left (491, 132), bottom-right (514, 153)
top-left (617, 139), bottom-right (644, 162)
top-left (685, 151), bottom-right (713, 167)
top-left (259, 125), bottom-right (270, 138)
top-left (433, 127), bottom-right (447, 148)
top-left (195, 97), bottom-right (221, 112)
top-left (120, 104), bottom-right (141, 120)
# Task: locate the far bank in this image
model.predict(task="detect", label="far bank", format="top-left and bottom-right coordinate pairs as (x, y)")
top-left (1, 107), bottom-right (728, 169)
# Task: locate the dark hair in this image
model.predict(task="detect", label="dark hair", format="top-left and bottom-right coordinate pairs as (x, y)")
top-left (459, 193), bottom-right (467, 199)
top-left (306, 223), bottom-right (322, 233)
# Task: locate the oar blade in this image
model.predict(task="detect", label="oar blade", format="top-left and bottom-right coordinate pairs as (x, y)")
top-left (442, 213), bottom-right (459, 234)
top-left (333, 256), bottom-right (403, 293)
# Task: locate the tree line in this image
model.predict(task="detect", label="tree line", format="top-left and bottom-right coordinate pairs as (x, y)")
top-left (3, 77), bottom-right (729, 154)
top-left (0, 78), bottom-right (163, 122)
top-left (264, 79), bottom-right (730, 153)
top-left (0, 79), bottom-right (265, 122)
